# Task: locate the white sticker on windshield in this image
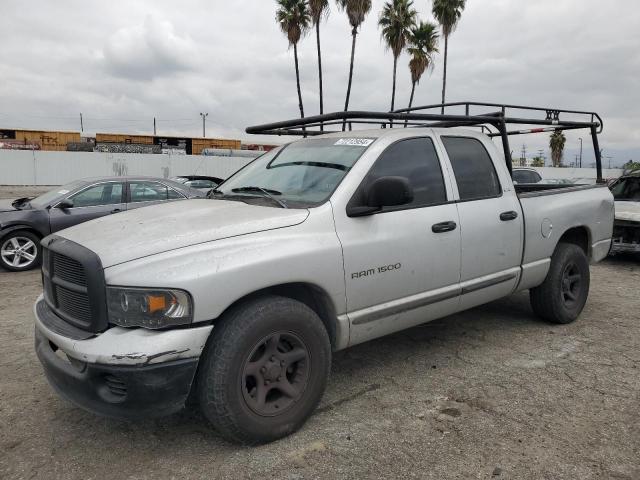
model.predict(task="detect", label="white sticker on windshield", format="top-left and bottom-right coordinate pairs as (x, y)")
top-left (334, 138), bottom-right (375, 147)
top-left (58, 190), bottom-right (70, 195)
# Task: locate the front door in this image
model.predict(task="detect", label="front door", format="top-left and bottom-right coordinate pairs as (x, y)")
top-left (49, 182), bottom-right (126, 233)
top-left (334, 137), bottom-right (462, 346)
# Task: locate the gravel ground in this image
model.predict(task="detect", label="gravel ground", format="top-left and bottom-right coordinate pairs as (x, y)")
top-left (1, 186), bottom-right (639, 480)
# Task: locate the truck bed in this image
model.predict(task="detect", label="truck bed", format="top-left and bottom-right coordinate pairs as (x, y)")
top-left (515, 183), bottom-right (602, 197)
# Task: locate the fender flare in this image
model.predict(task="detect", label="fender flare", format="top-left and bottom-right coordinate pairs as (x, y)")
top-left (0, 224), bottom-right (45, 241)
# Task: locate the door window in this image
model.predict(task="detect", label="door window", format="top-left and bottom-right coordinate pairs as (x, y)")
top-left (355, 137), bottom-right (447, 211)
top-left (69, 183), bottom-right (123, 207)
top-left (129, 182), bottom-right (170, 203)
top-left (442, 137), bottom-right (502, 201)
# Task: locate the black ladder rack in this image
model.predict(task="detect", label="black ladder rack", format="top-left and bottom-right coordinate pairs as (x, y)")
top-left (246, 101), bottom-right (604, 182)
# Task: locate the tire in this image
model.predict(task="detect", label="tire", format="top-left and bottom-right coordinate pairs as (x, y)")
top-left (197, 295), bottom-right (331, 444)
top-left (0, 230), bottom-right (42, 272)
top-left (530, 242), bottom-right (590, 324)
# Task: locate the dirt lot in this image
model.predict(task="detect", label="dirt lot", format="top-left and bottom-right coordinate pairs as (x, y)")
top-left (0, 186), bottom-right (639, 479)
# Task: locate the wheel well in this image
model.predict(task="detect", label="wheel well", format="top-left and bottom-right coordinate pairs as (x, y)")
top-left (0, 226), bottom-right (43, 241)
top-left (222, 283), bottom-right (338, 348)
top-left (558, 226), bottom-right (590, 256)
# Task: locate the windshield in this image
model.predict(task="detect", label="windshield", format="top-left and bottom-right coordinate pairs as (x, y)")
top-left (30, 181), bottom-right (86, 207)
top-left (170, 177), bottom-right (188, 184)
top-left (611, 177), bottom-right (640, 201)
top-left (216, 137), bottom-right (375, 207)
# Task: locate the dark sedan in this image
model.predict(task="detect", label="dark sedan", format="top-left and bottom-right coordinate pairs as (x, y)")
top-left (0, 176), bottom-right (204, 272)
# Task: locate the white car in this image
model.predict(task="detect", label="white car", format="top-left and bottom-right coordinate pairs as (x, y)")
top-left (610, 171), bottom-right (640, 253)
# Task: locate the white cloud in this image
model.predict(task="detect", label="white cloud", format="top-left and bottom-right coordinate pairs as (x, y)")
top-left (102, 16), bottom-right (197, 80)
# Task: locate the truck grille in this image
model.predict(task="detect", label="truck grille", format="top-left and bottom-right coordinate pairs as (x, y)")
top-left (41, 236), bottom-right (108, 333)
top-left (52, 253), bottom-right (87, 285)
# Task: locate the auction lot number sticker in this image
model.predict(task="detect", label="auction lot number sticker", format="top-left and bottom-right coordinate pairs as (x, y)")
top-left (334, 138), bottom-right (375, 147)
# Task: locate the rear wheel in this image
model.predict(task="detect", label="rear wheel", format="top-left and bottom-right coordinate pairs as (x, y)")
top-left (0, 230), bottom-right (41, 272)
top-left (530, 242), bottom-right (590, 324)
top-left (197, 295), bottom-right (331, 444)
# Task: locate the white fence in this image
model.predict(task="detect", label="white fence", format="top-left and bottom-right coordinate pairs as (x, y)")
top-left (0, 149), bottom-right (624, 186)
top-left (0, 150), bottom-right (258, 186)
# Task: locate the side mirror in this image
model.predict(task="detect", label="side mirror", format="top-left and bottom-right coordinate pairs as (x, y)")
top-left (57, 199), bottom-right (74, 209)
top-left (347, 176), bottom-right (414, 217)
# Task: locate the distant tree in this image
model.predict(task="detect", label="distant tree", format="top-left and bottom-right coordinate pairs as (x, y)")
top-left (309, 0), bottom-right (330, 119)
top-left (549, 130), bottom-right (566, 167)
top-left (406, 21), bottom-right (439, 118)
top-left (379, 0), bottom-right (418, 118)
top-left (531, 156), bottom-right (545, 167)
top-left (337, 0), bottom-right (373, 126)
top-left (622, 160), bottom-right (640, 173)
top-left (276, 0), bottom-right (311, 120)
top-left (432, 0), bottom-right (466, 113)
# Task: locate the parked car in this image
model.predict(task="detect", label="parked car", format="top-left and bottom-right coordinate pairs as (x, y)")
top-left (170, 175), bottom-right (224, 193)
top-left (0, 176), bottom-right (203, 271)
top-left (609, 170), bottom-right (640, 253)
top-left (512, 167), bottom-right (542, 184)
top-left (33, 104), bottom-right (614, 444)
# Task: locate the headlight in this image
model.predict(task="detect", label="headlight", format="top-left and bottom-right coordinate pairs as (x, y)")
top-left (107, 287), bottom-right (193, 329)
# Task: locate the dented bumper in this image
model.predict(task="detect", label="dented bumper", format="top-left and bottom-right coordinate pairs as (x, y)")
top-left (34, 295), bottom-right (212, 418)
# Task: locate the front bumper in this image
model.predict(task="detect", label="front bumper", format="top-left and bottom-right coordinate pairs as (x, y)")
top-left (34, 296), bottom-right (213, 419)
top-left (36, 328), bottom-right (199, 418)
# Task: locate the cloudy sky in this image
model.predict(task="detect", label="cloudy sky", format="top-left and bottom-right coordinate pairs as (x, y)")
top-left (1, 0), bottom-right (639, 166)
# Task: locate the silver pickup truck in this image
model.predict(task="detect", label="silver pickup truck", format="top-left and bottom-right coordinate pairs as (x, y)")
top-left (34, 103), bottom-right (614, 444)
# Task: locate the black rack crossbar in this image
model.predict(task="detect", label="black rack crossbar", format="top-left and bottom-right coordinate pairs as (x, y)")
top-left (246, 101), bottom-right (605, 182)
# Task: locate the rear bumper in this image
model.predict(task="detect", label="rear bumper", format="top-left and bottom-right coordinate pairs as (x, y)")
top-left (35, 327), bottom-right (199, 419)
top-left (611, 241), bottom-right (640, 253)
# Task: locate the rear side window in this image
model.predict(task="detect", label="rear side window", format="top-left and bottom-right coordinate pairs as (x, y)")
top-left (361, 137), bottom-right (447, 209)
top-left (129, 182), bottom-right (169, 203)
top-left (442, 137), bottom-right (502, 201)
top-left (512, 169), bottom-right (541, 184)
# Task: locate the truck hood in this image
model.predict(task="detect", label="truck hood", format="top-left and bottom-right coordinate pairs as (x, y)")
top-left (56, 199), bottom-right (310, 267)
top-left (615, 201), bottom-right (640, 223)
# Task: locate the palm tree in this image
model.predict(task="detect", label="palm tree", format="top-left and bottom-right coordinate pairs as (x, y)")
top-left (309, 0), bottom-right (330, 122)
top-left (379, 0), bottom-right (418, 122)
top-left (550, 130), bottom-right (567, 167)
top-left (276, 0), bottom-right (311, 120)
top-left (432, 0), bottom-right (466, 113)
top-left (336, 0), bottom-right (372, 128)
top-left (406, 21), bottom-right (439, 122)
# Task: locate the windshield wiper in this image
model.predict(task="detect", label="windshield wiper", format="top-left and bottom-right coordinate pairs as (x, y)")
top-left (231, 186), bottom-right (288, 208)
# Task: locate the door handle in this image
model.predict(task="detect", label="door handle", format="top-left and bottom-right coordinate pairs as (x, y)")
top-left (500, 211), bottom-right (519, 221)
top-left (432, 221), bottom-right (457, 233)
top-left (110, 208), bottom-right (122, 214)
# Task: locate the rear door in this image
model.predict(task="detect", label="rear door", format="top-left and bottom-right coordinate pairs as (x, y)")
top-left (437, 135), bottom-right (523, 310)
top-left (48, 182), bottom-right (126, 233)
top-left (126, 181), bottom-right (186, 210)
top-left (334, 136), bottom-right (462, 345)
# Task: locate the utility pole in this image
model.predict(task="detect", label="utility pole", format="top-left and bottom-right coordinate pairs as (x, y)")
top-left (578, 137), bottom-right (583, 168)
top-left (200, 112), bottom-right (209, 138)
top-left (153, 117), bottom-right (157, 136)
top-left (80, 113), bottom-right (84, 133)
top-left (538, 149), bottom-right (545, 166)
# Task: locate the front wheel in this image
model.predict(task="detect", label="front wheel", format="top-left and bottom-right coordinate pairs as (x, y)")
top-left (530, 242), bottom-right (590, 324)
top-left (197, 295), bottom-right (331, 444)
top-left (0, 230), bottom-right (42, 272)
